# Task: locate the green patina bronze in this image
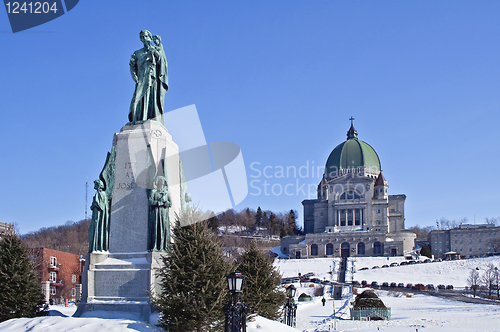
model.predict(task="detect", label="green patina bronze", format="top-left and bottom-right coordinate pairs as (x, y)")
top-left (129, 30), bottom-right (168, 125)
top-left (89, 147), bottom-right (116, 253)
top-left (148, 176), bottom-right (172, 252)
top-left (146, 144), bottom-right (171, 251)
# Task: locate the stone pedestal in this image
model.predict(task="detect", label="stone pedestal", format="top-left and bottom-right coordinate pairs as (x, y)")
top-left (75, 121), bottom-right (181, 321)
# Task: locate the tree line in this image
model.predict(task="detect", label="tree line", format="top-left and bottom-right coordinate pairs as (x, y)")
top-left (467, 264), bottom-right (500, 298)
top-left (408, 216), bottom-right (500, 240)
top-left (20, 206), bottom-right (302, 257)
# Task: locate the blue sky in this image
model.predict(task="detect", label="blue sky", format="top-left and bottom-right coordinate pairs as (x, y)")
top-left (1, 1), bottom-right (500, 234)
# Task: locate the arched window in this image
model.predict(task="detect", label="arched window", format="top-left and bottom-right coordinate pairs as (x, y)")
top-left (373, 241), bottom-right (382, 255)
top-left (340, 190), bottom-right (362, 200)
top-left (326, 243), bottom-right (334, 255)
top-left (341, 242), bottom-right (350, 258)
top-left (311, 244), bottom-right (318, 256)
top-left (357, 242), bottom-right (365, 255)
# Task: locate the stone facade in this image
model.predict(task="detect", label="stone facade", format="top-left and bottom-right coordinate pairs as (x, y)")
top-left (77, 121), bottom-right (183, 321)
top-left (428, 224), bottom-right (500, 258)
top-left (281, 121), bottom-right (416, 259)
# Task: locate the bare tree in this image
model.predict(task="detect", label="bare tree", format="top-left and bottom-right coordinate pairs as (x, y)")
top-left (485, 217), bottom-right (499, 226)
top-left (481, 264), bottom-right (496, 296)
top-left (489, 238), bottom-right (500, 253)
top-left (468, 268), bottom-right (480, 297)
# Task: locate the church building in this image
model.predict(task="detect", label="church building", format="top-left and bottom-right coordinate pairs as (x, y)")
top-left (281, 119), bottom-right (416, 258)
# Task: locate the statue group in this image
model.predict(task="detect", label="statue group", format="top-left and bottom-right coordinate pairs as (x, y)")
top-left (89, 30), bottom-right (179, 253)
top-left (129, 30), bottom-right (168, 125)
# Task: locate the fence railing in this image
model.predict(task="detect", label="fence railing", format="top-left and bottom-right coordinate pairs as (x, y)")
top-left (350, 308), bottom-right (391, 320)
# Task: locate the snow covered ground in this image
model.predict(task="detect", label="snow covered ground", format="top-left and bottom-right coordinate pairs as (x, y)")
top-left (3, 256), bottom-right (500, 331)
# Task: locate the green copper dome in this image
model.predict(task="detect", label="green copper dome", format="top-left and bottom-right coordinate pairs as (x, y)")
top-left (324, 121), bottom-right (381, 177)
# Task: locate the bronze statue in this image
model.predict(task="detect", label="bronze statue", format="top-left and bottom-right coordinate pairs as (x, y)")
top-left (148, 176), bottom-right (172, 251)
top-left (89, 180), bottom-right (109, 252)
top-left (88, 148), bottom-right (115, 253)
top-left (129, 30), bottom-right (168, 124)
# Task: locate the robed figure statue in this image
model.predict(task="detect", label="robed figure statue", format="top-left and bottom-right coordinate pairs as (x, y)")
top-left (89, 180), bottom-right (109, 252)
top-left (129, 30), bottom-right (168, 124)
top-left (88, 148), bottom-right (115, 253)
top-left (148, 176), bottom-right (172, 251)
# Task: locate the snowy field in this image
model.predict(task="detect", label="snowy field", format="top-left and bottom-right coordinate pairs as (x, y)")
top-left (3, 256), bottom-right (500, 331)
top-left (274, 255), bottom-right (500, 288)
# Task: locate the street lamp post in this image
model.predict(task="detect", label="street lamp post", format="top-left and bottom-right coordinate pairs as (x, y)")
top-left (283, 285), bottom-right (297, 327)
top-left (224, 271), bottom-right (247, 332)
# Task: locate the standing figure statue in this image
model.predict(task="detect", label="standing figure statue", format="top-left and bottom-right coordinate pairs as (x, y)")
top-left (89, 179), bottom-right (110, 252)
top-left (129, 30), bottom-right (168, 124)
top-left (148, 176), bottom-right (172, 251)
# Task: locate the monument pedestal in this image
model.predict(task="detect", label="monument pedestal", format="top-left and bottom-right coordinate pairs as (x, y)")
top-left (75, 121), bottom-right (181, 322)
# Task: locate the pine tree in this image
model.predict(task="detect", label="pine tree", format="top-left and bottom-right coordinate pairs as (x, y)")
top-left (255, 207), bottom-right (263, 228)
top-left (152, 209), bottom-right (234, 332)
top-left (420, 245), bottom-right (432, 258)
top-left (237, 242), bottom-right (285, 320)
top-left (0, 234), bottom-right (47, 322)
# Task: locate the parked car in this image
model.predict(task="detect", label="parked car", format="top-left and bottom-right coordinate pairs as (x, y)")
top-left (412, 283), bottom-right (427, 291)
top-left (427, 284), bottom-right (436, 290)
top-left (406, 283), bottom-right (413, 289)
top-left (371, 281), bottom-right (379, 289)
top-left (352, 281), bottom-right (361, 287)
top-left (311, 278), bottom-right (321, 284)
top-left (398, 283), bottom-right (405, 288)
top-left (437, 284), bottom-right (446, 290)
top-left (423, 259), bottom-right (432, 263)
top-left (372, 266), bottom-right (380, 269)
top-left (382, 265), bottom-right (389, 268)
top-left (446, 285), bottom-right (454, 290)
top-left (409, 260), bottom-right (417, 265)
top-left (359, 267), bottom-right (369, 271)
top-left (382, 282), bottom-right (389, 288)
top-left (361, 280), bottom-right (368, 286)
top-left (432, 258), bottom-right (442, 262)
top-left (400, 261), bottom-right (408, 266)
top-left (390, 262), bottom-right (399, 267)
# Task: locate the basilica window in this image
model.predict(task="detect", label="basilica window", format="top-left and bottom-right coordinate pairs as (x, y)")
top-left (326, 243), bottom-right (334, 255)
top-left (339, 190), bottom-right (361, 200)
top-left (357, 242), bottom-right (365, 255)
top-left (311, 244), bottom-right (318, 256)
top-left (373, 242), bottom-right (382, 256)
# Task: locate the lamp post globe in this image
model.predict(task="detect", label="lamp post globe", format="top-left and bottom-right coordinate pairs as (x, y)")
top-left (227, 271), bottom-right (245, 293)
top-left (224, 271), bottom-right (247, 332)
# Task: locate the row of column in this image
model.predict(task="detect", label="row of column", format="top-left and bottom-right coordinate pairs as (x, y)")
top-left (336, 209), bottom-right (363, 227)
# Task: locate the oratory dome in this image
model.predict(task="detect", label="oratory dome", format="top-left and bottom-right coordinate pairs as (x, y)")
top-left (324, 120), bottom-right (381, 179)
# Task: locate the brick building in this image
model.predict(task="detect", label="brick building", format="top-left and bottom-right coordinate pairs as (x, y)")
top-left (428, 224), bottom-right (500, 258)
top-left (0, 221), bottom-right (14, 239)
top-left (28, 248), bottom-right (82, 304)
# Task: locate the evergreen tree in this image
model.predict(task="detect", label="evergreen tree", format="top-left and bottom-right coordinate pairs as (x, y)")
top-left (420, 245), bottom-right (432, 258)
top-left (237, 242), bottom-right (285, 320)
top-left (207, 213), bottom-right (219, 233)
top-left (0, 234), bottom-right (47, 322)
top-left (255, 207), bottom-right (263, 228)
top-left (152, 209), bottom-right (234, 332)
